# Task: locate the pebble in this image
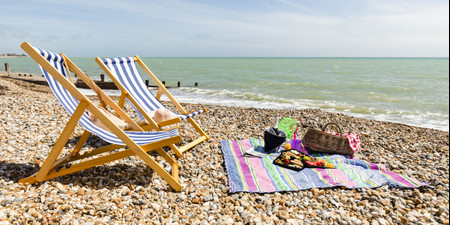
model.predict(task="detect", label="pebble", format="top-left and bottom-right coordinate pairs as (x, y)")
top-left (0, 77), bottom-right (448, 224)
top-left (278, 210), bottom-right (289, 220)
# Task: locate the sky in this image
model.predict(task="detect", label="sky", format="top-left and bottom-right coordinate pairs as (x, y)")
top-left (0, 0), bottom-right (448, 57)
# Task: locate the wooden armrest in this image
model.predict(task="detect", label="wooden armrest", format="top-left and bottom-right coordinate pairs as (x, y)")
top-left (183, 108), bottom-right (207, 115)
top-left (157, 117), bottom-right (182, 127)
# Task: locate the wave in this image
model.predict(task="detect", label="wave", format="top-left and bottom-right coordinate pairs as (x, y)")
top-left (176, 88), bottom-right (450, 131)
top-left (79, 87), bottom-right (449, 132)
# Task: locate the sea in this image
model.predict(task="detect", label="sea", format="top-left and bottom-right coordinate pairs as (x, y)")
top-left (1, 57), bottom-right (449, 131)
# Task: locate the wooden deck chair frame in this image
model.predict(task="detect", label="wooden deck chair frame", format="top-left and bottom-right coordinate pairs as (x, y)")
top-left (95, 56), bottom-right (210, 157)
top-left (20, 42), bottom-right (183, 191)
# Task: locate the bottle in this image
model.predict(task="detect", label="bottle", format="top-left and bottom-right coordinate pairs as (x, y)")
top-left (284, 141), bottom-right (292, 151)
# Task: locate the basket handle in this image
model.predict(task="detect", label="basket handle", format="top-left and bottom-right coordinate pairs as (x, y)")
top-left (322, 122), bottom-right (343, 134)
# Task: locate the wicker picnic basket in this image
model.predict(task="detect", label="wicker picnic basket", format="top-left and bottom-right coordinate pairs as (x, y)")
top-left (302, 122), bottom-right (354, 155)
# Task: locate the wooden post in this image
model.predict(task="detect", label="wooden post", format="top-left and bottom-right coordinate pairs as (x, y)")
top-left (5, 63), bottom-right (10, 76)
top-left (177, 82), bottom-right (181, 87)
top-left (100, 74), bottom-right (105, 82)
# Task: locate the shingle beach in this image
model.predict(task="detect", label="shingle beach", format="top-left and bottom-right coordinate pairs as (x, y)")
top-left (0, 75), bottom-right (448, 224)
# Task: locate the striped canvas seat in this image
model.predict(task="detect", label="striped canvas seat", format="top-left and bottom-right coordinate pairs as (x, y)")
top-left (36, 48), bottom-right (179, 145)
top-left (99, 57), bottom-right (204, 121)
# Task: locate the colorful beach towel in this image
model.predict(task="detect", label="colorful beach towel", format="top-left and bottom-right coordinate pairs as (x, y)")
top-left (221, 138), bottom-right (427, 193)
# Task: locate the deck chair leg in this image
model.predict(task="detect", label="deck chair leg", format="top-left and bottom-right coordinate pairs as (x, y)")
top-left (20, 101), bottom-right (89, 184)
top-left (154, 148), bottom-right (180, 181)
top-left (173, 117), bottom-right (210, 154)
top-left (128, 144), bottom-right (181, 191)
top-left (116, 134), bottom-right (183, 191)
top-left (151, 148), bottom-right (179, 166)
top-left (169, 144), bottom-right (183, 158)
top-left (187, 117), bottom-right (209, 140)
top-left (179, 136), bottom-right (208, 154)
top-left (49, 131), bottom-right (91, 171)
top-left (46, 131), bottom-right (93, 173)
top-left (71, 131), bottom-right (91, 157)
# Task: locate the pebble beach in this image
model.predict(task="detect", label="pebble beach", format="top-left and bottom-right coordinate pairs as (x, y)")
top-left (0, 75), bottom-right (448, 224)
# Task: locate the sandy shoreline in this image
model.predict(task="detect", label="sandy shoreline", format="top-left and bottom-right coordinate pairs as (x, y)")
top-left (0, 77), bottom-right (448, 224)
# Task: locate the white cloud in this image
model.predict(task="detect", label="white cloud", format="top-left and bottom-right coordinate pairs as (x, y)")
top-left (0, 0), bottom-right (448, 56)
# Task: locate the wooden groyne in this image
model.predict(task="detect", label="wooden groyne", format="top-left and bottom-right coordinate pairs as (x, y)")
top-left (1, 63), bottom-right (198, 89)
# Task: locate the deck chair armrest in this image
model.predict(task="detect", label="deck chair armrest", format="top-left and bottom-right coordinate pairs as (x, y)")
top-left (183, 108), bottom-right (208, 115)
top-left (156, 108), bottom-right (206, 127)
top-left (155, 108), bottom-right (206, 127)
top-left (157, 117), bottom-right (182, 127)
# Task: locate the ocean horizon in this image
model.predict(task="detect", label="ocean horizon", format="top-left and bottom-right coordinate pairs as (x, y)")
top-left (1, 56), bottom-right (448, 131)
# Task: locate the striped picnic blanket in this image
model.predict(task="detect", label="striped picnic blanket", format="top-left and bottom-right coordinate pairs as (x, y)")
top-left (221, 138), bottom-right (426, 193)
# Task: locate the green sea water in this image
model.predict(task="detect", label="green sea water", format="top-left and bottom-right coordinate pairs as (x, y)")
top-left (1, 57), bottom-right (448, 131)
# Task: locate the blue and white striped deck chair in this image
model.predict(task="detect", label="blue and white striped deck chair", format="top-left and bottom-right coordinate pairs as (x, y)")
top-left (96, 56), bottom-right (209, 157)
top-left (20, 42), bottom-right (183, 191)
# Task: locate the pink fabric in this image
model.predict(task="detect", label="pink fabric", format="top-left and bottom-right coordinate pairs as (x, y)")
top-left (344, 133), bottom-right (360, 154)
top-left (326, 132), bottom-right (361, 154)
